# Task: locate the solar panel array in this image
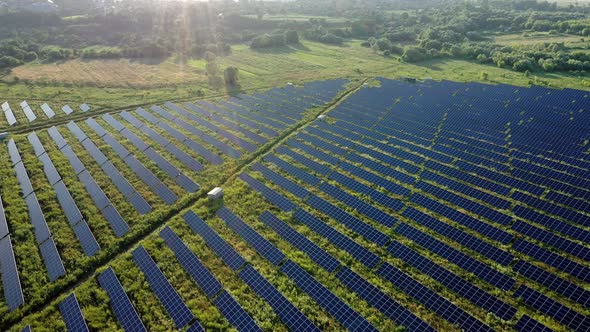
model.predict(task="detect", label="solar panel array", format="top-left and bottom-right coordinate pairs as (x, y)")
top-left (8, 138), bottom-right (66, 282)
top-left (3, 101), bottom-right (17, 126)
top-left (20, 101), bottom-right (37, 123)
top-left (58, 293), bottom-right (89, 332)
top-left (97, 268), bottom-right (147, 332)
top-left (52, 124), bottom-right (131, 237)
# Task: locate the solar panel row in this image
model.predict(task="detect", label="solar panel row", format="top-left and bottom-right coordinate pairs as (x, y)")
top-left (59, 293), bottom-right (89, 332)
top-left (97, 268), bottom-right (147, 332)
top-left (238, 172), bottom-right (297, 212)
top-left (132, 246), bottom-right (195, 329)
top-left (0, 236), bottom-right (25, 312)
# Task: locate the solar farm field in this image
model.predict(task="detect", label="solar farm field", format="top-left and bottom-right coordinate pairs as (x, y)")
top-left (1, 78), bottom-right (589, 331)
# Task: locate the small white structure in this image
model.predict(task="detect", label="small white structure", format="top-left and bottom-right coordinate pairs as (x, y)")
top-left (317, 115), bottom-right (327, 121)
top-left (286, 82), bottom-right (294, 87)
top-left (208, 187), bottom-right (223, 200)
top-left (0, 132), bottom-right (8, 141)
top-left (363, 83), bottom-right (369, 87)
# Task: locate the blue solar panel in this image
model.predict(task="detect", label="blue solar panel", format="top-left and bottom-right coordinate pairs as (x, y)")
top-left (512, 220), bottom-right (589, 262)
top-left (336, 267), bottom-right (436, 332)
top-left (212, 290), bottom-right (262, 332)
top-left (395, 223), bottom-right (515, 290)
top-left (0, 195), bottom-right (8, 239)
top-left (101, 204), bottom-right (130, 238)
top-left (0, 236), bottom-right (25, 312)
top-left (20, 325), bottom-right (31, 332)
top-left (67, 121), bottom-right (88, 142)
top-left (514, 315), bottom-right (554, 332)
top-left (238, 173), bottom-right (297, 212)
top-left (85, 118), bottom-right (107, 138)
top-left (120, 128), bottom-right (150, 152)
top-left (217, 207), bottom-right (285, 266)
top-left (72, 220), bottom-right (100, 257)
top-left (60, 146), bottom-right (86, 175)
top-left (318, 181), bottom-right (399, 227)
top-left (103, 114), bottom-right (126, 132)
top-left (276, 146), bottom-right (331, 175)
top-left (263, 154), bottom-right (321, 186)
top-left (182, 211), bottom-right (246, 271)
top-left (513, 286), bottom-right (589, 331)
top-left (131, 246), bottom-right (195, 329)
top-left (48, 126), bottom-right (68, 150)
top-left (388, 241), bottom-right (516, 320)
top-left (293, 209), bottom-right (381, 269)
top-left (62, 105), bottom-right (74, 115)
top-left (306, 195), bottom-right (390, 246)
top-left (238, 264), bottom-right (320, 332)
top-left (78, 170), bottom-right (109, 210)
top-left (39, 237), bottom-right (66, 282)
top-left (160, 226), bottom-right (222, 299)
top-left (514, 205), bottom-right (589, 243)
top-left (41, 103), bottom-right (55, 119)
top-left (102, 133), bottom-right (131, 159)
top-left (513, 239), bottom-right (590, 283)
top-left (410, 194), bottom-right (513, 244)
top-left (403, 207), bottom-right (514, 266)
top-left (185, 322), bottom-right (205, 332)
top-left (38, 153), bottom-right (62, 186)
top-left (53, 180), bottom-right (84, 226)
top-left (279, 260), bottom-right (377, 332)
top-left (376, 261), bottom-right (493, 332)
top-left (27, 132), bottom-right (46, 157)
top-left (59, 293), bottom-right (89, 332)
top-left (14, 161), bottom-right (34, 198)
top-left (126, 192), bottom-right (152, 216)
top-left (513, 260), bottom-right (588, 306)
top-left (24, 193), bottom-right (51, 243)
top-left (97, 267), bottom-right (147, 332)
top-left (122, 155), bottom-right (177, 205)
top-left (250, 162), bottom-right (309, 199)
top-left (259, 211), bottom-right (340, 272)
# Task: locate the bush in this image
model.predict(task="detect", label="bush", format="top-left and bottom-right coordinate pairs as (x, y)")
top-left (401, 46), bottom-right (427, 62)
top-left (0, 56), bottom-right (23, 68)
top-left (285, 30), bottom-right (299, 44)
top-left (224, 67), bottom-right (239, 86)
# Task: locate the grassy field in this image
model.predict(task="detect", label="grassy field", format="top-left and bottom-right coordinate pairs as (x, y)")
top-left (242, 14), bottom-right (349, 23)
top-left (2, 39), bottom-right (589, 126)
top-left (494, 32), bottom-right (587, 47)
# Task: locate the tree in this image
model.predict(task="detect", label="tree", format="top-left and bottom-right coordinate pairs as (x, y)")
top-left (224, 67), bottom-right (239, 86)
top-left (285, 30), bottom-right (299, 44)
top-left (480, 71), bottom-right (489, 80)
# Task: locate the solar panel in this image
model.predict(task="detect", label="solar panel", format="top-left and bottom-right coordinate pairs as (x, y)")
top-left (59, 293), bottom-right (89, 332)
top-left (293, 209), bottom-right (381, 269)
top-left (238, 264), bottom-right (320, 332)
top-left (27, 132), bottom-right (46, 157)
top-left (514, 315), bottom-right (554, 332)
top-left (186, 322), bottom-right (205, 332)
top-left (131, 246), bottom-right (194, 329)
top-left (126, 192), bottom-right (152, 216)
top-left (97, 268), bottom-right (147, 332)
top-left (53, 180), bottom-right (84, 225)
top-left (81, 138), bottom-right (108, 166)
top-left (217, 207), bottom-right (285, 266)
top-left (4, 108), bottom-right (17, 126)
top-left (160, 226), bottom-right (222, 298)
top-left (513, 260), bottom-right (588, 306)
top-left (39, 237), bottom-right (66, 282)
top-left (47, 126), bottom-right (68, 150)
top-left (319, 181), bottom-right (399, 227)
top-left (7, 138), bottom-right (22, 165)
top-left (38, 153), bottom-right (62, 186)
top-left (182, 210), bottom-right (246, 271)
top-left (120, 111), bottom-right (146, 129)
top-left (22, 105), bottom-right (37, 122)
top-left (60, 146), bottom-right (85, 175)
top-left (80, 104), bottom-right (90, 112)
top-left (14, 161), bottom-right (34, 198)
top-left (388, 241), bottom-right (516, 320)
top-left (0, 236), bottom-right (25, 312)
top-left (67, 121), bottom-right (88, 143)
top-left (514, 205), bottom-right (589, 243)
top-left (78, 171), bottom-right (111, 210)
top-left (279, 260), bottom-right (377, 332)
top-left (251, 162), bottom-right (309, 199)
top-left (24, 193), bottom-right (51, 243)
top-left (72, 220), bottom-right (100, 257)
top-left (336, 267), bottom-right (436, 332)
top-left (259, 211), bottom-right (340, 272)
top-left (98, 161), bottom-right (134, 197)
top-left (513, 238), bottom-right (590, 283)
top-left (102, 133), bottom-right (131, 159)
top-left (276, 146), bottom-right (332, 175)
top-left (238, 173), bottom-right (297, 212)
top-left (376, 261), bottom-right (493, 332)
top-left (0, 194), bottom-right (8, 239)
top-left (263, 154), bottom-right (321, 186)
top-left (212, 290), bottom-right (262, 332)
top-left (143, 147), bottom-right (199, 192)
top-left (403, 207), bottom-right (514, 265)
top-left (20, 326), bottom-right (31, 332)
top-left (395, 223), bottom-right (515, 290)
top-left (102, 114), bottom-right (126, 132)
top-left (101, 204), bottom-right (130, 237)
top-left (62, 105), bottom-right (74, 115)
top-left (120, 128), bottom-right (150, 152)
top-left (513, 286), bottom-right (589, 331)
top-left (306, 195), bottom-right (390, 246)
